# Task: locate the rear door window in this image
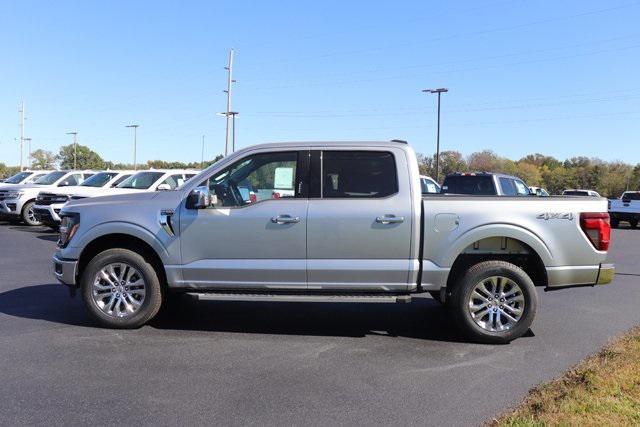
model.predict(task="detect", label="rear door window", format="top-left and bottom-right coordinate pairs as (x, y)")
top-left (499, 178), bottom-right (518, 196)
top-left (421, 178), bottom-right (440, 194)
top-left (321, 151), bottom-right (398, 198)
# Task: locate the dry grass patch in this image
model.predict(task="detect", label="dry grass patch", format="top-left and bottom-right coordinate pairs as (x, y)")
top-left (493, 326), bottom-right (640, 426)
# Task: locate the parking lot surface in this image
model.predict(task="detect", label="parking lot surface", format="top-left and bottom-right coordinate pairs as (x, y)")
top-left (0, 222), bottom-right (639, 426)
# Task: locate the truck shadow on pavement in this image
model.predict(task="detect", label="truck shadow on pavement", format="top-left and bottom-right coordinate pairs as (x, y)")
top-left (0, 284), bottom-right (534, 343)
top-left (0, 284), bottom-right (487, 343)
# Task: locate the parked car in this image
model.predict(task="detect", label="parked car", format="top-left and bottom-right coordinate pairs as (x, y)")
top-left (529, 186), bottom-right (549, 197)
top-left (33, 170), bottom-right (135, 229)
top-left (0, 170), bottom-right (53, 187)
top-left (74, 169), bottom-right (199, 200)
top-left (441, 172), bottom-right (530, 196)
top-left (608, 191), bottom-right (640, 228)
top-left (420, 175), bottom-right (441, 194)
top-left (53, 141), bottom-right (614, 344)
top-left (563, 189), bottom-right (601, 197)
top-left (0, 170), bottom-right (94, 225)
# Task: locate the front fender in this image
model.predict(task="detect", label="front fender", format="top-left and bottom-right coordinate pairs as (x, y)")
top-left (440, 223), bottom-right (553, 267)
top-left (65, 221), bottom-right (171, 263)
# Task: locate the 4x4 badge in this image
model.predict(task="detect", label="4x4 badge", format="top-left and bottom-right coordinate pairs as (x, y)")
top-left (537, 212), bottom-right (573, 221)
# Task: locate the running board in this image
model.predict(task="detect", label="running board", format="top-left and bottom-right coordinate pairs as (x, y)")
top-left (185, 292), bottom-right (412, 304)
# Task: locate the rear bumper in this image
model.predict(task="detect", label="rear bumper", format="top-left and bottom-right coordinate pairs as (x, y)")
top-left (609, 212), bottom-right (640, 221)
top-left (546, 263), bottom-right (614, 289)
top-left (53, 254), bottom-right (78, 286)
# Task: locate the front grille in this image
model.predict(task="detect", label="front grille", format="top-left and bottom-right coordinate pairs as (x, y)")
top-left (0, 191), bottom-right (8, 201)
top-left (36, 193), bottom-right (69, 205)
top-left (33, 208), bottom-right (54, 223)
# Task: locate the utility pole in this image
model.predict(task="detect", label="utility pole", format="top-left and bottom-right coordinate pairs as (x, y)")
top-left (223, 48), bottom-right (235, 156)
top-left (24, 138), bottom-right (32, 168)
top-left (19, 101), bottom-right (25, 171)
top-left (66, 131), bottom-right (78, 169)
top-left (422, 88), bottom-right (448, 183)
top-left (218, 111), bottom-right (239, 153)
top-left (201, 135), bottom-right (205, 168)
top-left (126, 124), bottom-right (140, 170)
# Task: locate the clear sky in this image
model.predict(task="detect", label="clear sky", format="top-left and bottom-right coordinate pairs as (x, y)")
top-left (1, 0), bottom-right (639, 166)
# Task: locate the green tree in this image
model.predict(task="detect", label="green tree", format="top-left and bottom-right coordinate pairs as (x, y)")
top-left (30, 149), bottom-right (57, 169)
top-left (57, 144), bottom-right (106, 169)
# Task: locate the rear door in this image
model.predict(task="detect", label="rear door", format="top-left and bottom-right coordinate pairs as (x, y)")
top-left (306, 148), bottom-right (413, 291)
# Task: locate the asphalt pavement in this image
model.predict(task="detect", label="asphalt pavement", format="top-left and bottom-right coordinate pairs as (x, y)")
top-left (1, 222), bottom-right (639, 426)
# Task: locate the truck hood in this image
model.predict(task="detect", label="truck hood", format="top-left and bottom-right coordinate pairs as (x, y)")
top-left (0, 183), bottom-right (54, 191)
top-left (81, 187), bottom-right (154, 198)
top-left (63, 190), bottom-right (182, 212)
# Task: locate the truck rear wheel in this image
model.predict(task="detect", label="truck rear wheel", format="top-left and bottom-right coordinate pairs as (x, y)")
top-left (448, 260), bottom-right (537, 344)
top-left (80, 248), bottom-right (163, 329)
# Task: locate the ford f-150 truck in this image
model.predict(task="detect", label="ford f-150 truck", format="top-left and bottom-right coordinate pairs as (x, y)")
top-left (609, 191), bottom-right (640, 228)
top-left (53, 141), bottom-right (614, 343)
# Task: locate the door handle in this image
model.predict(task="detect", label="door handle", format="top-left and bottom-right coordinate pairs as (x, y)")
top-left (271, 214), bottom-right (300, 224)
top-left (376, 215), bottom-right (404, 224)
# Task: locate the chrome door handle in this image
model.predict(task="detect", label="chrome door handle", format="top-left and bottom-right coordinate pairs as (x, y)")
top-left (376, 215), bottom-right (404, 224)
top-left (271, 214), bottom-right (300, 224)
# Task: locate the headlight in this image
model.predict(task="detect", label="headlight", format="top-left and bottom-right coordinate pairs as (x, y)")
top-left (6, 191), bottom-right (22, 199)
top-left (58, 213), bottom-right (80, 248)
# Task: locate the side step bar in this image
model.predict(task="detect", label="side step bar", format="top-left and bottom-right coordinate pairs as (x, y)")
top-left (185, 292), bottom-right (412, 304)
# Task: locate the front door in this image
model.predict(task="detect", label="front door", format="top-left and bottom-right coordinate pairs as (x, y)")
top-left (306, 149), bottom-right (414, 291)
top-left (179, 150), bottom-right (309, 290)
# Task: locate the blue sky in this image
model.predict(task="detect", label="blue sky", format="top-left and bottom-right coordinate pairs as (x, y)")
top-left (1, 0), bottom-right (639, 166)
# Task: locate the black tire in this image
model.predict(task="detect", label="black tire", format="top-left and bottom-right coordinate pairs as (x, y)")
top-left (80, 248), bottom-right (163, 328)
top-left (21, 200), bottom-right (42, 226)
top-left (610, 218), bottom-right (619, 229)
top-left (630, 219), bottom-right (638, 229)
top-left (448, 260), bottom-right (538, 344)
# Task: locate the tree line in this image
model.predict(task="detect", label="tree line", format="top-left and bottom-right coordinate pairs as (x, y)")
top-left (418, 149), bottom-right (639, 198)
top-left (0, 143), bottom-right (224, 179)
top-left (1, 144), bottom-right (638, 198)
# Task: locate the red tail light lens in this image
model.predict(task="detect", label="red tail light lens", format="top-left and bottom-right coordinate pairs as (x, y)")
top-left (580, 212), bottom-right (610, 251)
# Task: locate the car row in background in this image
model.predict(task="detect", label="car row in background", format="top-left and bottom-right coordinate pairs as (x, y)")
top-left (0, 169), bottom-right (199, 228)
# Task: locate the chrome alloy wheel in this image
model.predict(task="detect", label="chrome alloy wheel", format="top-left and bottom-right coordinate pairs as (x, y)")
top-left (92, 263), bottom-right (146, 318)
top-left (467, 276), bottom-right (525, 332)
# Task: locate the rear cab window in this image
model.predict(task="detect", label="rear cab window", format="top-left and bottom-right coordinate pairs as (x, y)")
top-left (442, 175), bottom-right (496, 195)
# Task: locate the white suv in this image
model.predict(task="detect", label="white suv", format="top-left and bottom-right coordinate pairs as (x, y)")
top-left (0, 170), bottom-right (94, 225)
top-left (33, 170), bottom-right (135, 229)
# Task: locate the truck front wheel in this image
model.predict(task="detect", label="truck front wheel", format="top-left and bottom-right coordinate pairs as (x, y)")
top-left (21, 201), bottom-right (42, 226)
top-left (448, 260), bottom-right (538, 344)
top-left (80, 248), bottom-right (163, 328)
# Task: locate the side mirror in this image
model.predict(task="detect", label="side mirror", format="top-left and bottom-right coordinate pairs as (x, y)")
top-left (157, 183), bottom-right (172, 191)
top-left (186, 186), bottom-right (215, 209)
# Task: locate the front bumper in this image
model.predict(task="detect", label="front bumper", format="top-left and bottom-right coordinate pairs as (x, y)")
top-left (0, 200), bottom-right (21, 216)
top-left (33, 203), bottom-right (63, 225)
top-left (53, 254), bottom-right (78, 286)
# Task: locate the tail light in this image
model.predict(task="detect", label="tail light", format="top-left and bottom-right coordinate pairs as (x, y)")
top-left (580, 212), bottom-right (610, 251)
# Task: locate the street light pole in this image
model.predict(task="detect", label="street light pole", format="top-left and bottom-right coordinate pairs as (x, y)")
top-left (66, 131), bottom-right (78, 169)
top-left (126, 124), bottom-right (140, 170)
top-left (422, 88), bottom-right (448, 183)
top-left (201, 135), bottom-right (205, 168)
top-left (217, 111), bottom-right (238, 154)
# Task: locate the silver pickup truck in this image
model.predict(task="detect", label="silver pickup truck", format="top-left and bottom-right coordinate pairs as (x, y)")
top-left (53, 141), bottom-right (614, 343)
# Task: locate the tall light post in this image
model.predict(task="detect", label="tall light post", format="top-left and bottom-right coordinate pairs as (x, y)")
top-left (126, 124), bottom-right (140, 170)
top-left (422, 88), bottom-right (448, 183)
top-left (201, 135), bottom-right (205, 168)
top-left (66, 131), bottom-right (78, 169)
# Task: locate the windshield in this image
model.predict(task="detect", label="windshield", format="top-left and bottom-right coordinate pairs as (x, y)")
top-left (622, 192), bottom-right (640, 200)
top-left (563, 190), bottom-right (589, 196)
top-left (116, 171), bottom-right (164, 189)
top-left (442, 175), bottom-right (496, 195)
top-left (4, 171), bottom-right (32, 184)
top-left (34, 171), bottom-right (66, 185)
top-left (80, 172), bottom-right (118, 187)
